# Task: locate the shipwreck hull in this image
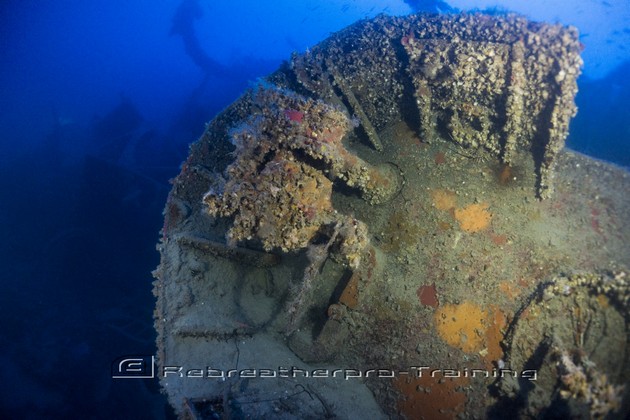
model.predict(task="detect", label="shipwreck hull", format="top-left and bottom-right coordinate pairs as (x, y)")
top-left (154, 13), bottom-right (629, 419)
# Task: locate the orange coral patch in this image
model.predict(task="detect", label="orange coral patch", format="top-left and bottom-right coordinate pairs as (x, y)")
top-left (433, 302), bottom-right (506, 364)
top-left (454, 203), bottom-right (492, 233)
top-left (431, 189), bottom-right (457, 211)
top-left (394, 372), bottom-right (469, 420)
top-left (434, 302), bottom-right (486, 353)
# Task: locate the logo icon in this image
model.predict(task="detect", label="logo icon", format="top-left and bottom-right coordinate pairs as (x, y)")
top-left (112, 355), bottom-right (155, 378)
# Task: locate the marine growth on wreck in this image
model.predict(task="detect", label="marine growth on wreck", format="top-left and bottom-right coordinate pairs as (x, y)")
top-left (154, 12), bottom-right (630, 419)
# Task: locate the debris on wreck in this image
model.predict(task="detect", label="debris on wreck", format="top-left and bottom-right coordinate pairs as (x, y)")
top-left (287, 13), bottom-right (582, 198)
top-left (555, 347), bottom-right (625, 419)
top-left (496, 270), bottom-right (629, 418)
top-left (203, 86), bottom-right (393, 268)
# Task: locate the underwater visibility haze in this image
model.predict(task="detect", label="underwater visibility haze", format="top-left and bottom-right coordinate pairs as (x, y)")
top-left (1, 0), bottom-right (629, 418)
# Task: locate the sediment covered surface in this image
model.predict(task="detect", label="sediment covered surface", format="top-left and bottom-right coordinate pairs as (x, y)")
top-left (153, 12), bottom-right (628, 419)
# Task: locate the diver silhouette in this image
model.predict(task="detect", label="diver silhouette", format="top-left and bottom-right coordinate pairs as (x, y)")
top-left (170, 0), bottom-right (229, 78)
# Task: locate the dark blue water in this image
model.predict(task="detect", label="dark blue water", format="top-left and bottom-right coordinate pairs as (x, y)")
top-left (1, 1), bottom-right (628, 418)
